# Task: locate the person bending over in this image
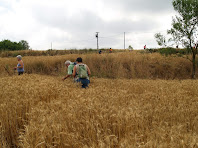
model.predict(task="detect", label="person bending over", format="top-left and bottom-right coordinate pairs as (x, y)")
top-left (62, 60), bottom-right (76, 81)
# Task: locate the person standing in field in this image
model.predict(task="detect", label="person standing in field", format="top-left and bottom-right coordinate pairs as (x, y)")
top-left (14, 55), bottom-right (24, 75)
top-left (99, 50), bottom-right (102, 54)
top-left (62, 60), bottom-right (76, 81)
top-left (73, 57), bottom-right (91, 88)
top-left (109, 48), bottom-right (112, 53)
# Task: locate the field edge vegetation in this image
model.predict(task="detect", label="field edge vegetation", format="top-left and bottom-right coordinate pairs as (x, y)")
top-left (0, 51), bottom-right (196, 79)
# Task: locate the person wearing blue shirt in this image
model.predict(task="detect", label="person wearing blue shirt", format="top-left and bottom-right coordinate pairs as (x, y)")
top-left (14, 55), bottom-right (24, 75)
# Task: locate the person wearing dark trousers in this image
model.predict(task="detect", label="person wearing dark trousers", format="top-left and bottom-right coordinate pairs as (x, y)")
top-left (73, 57), bottom-right (91, 88)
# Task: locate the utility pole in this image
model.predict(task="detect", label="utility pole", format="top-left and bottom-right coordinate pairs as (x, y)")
top-left (96, 32), bottom-right (99, 49)
top-left (124, 32), bottom-right (125, 50)
top-left (51, 42), bottom-right (52, 50)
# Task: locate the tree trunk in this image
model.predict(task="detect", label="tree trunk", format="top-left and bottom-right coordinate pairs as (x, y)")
top-left (192, 50), bottom-right (196, 79)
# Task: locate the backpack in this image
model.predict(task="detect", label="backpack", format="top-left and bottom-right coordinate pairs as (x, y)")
top-left (70, 62), bottom-right (77, 73)
top-left (77, 64), bottom-right (88, 79)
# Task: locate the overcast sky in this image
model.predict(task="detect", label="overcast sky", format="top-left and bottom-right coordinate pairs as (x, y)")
top-left (0, 0), bottom-right (176, 50)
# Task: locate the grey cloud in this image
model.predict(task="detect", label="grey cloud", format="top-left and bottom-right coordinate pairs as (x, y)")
top-left (30, 0), bottom-right (169, 35)
top-left (31, 6), bottom-right (102, 32)
top-left (8, 0), bottom-right (172, 49)
top-left (30, 4), bottom-right (161, 49)
top-left (61, 17), bottom-right (159, 49)
top-left (104, 18), bottom-right (159, 33)
top-left (104, 0), bottom-right (173, 13)
top-left (32, 7), bottom-right (159, 34)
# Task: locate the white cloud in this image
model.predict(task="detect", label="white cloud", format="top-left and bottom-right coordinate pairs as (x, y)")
top-left (0, 0), bottom-right (176, 50)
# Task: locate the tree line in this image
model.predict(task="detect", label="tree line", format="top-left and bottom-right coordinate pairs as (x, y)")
top-left (0, 39), bottom-right (30, 51)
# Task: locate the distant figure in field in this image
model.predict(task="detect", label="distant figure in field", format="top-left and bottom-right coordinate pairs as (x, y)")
top-left (14, 55), bottom-right (24, 75)
top-left (176, 45), bottom-right (178, 48)
top-left (73, 57), bottom-right (91, 88)
top-left (99, 50), bottom-right (102, 54)
top-left (62, 60), bottom-right (76, 81)
top-left (144, 45), bottom-right (146, 49)
top-left (109, 48), bottom-right (112, 53)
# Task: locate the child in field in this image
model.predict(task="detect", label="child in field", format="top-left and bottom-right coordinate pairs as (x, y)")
top-left (14, 55), bottom-right (24, 75)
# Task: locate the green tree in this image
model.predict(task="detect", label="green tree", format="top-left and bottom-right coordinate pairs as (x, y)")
top-left (0, 39), bottom-right (30, 51)
top-left (168, 0), bottom-right (198, 79)
top-left (154, 33), bottom-right (167, 47)
top-left (19, 40), bottom-right (30, 50)
top-left (0, 40), bottom-right (13, 51)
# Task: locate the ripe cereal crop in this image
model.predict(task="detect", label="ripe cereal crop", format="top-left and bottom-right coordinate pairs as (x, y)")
top-left (0, 74), bottom-right (198, 147)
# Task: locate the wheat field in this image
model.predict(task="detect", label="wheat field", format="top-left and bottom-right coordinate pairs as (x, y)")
top-left (0, 74), bottom-right (198, 147)
top-left (0, 52), bottom-right (193, 79)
